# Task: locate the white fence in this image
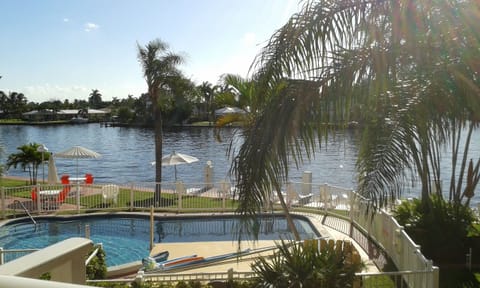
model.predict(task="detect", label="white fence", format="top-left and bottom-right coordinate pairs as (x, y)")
top-left (350, 193), bottom-right (439, 287)
top-left (0, 180), bottom-right (237, 216)
top-left (0, 180), bottom-right (438, 287)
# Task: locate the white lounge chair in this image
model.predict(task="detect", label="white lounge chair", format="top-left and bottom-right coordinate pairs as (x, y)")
top-left (102, 184), bottom-right (119, 205)
top-left (286, 183), bottom-right (313, 206)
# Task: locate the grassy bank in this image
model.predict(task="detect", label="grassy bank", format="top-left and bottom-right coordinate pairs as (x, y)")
top-left (0, 119), bottom-right (70, 125)
top-left (0, 176), bottom-right (30, 187)
top-left (1, 176), bottom-right (238, 211)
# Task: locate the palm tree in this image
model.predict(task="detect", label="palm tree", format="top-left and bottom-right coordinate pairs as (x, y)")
top-left (6, 143), bottom-right (48, 185)
top-left (0, 145), bottom-right (4, 177)
top-left (198, 81), bottom-right (215, 122)
top-left (1, 91), bottom-right (27, 119)
top-left (214, 74), bottom-right (254, 129)
top-left (137, 38), bottom-right (184, 204)
top-left (88, 89), bottom-right (103, 109)
top-left (231, 0), bottom-right (480, 231)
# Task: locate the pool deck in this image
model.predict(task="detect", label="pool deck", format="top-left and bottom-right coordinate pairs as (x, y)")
top-left (149, 240), bottom-right (277, 273)
top-left (146, 213), bottom-right (378, 275)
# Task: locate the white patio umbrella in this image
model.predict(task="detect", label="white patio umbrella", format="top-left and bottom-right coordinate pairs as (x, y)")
top-left (47, 154), bottom-right (59, 184)
top-left (152, 151), bottom-right (199, 181)
top-left (54, 145), bottom-right (102, 179)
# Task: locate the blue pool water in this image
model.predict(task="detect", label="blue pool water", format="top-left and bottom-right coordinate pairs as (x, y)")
top-left (0, 214), bottom-right (319, 267)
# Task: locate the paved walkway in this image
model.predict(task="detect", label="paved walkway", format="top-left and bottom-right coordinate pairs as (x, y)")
top-left (145, 213), bottom-right (378, 275)
top-left (303, 213), bottom-right (378, 273)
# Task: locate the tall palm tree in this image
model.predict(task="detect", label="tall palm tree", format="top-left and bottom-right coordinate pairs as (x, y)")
top-left (88, 89), bottom-right (103, 109)
top-left (2, 91), bottom-right (27, 118)
top-left (0, 145), bottom-right (4, 177)
top-left (198, 81), bottom-right (215, 122)
top-left (232, 0), bottom-right (480, 230)
top-left (137, 39), bottom-right (184, 204)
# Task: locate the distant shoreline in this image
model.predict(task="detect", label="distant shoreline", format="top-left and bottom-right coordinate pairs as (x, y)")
top-left (0, 121), bottom-right (234, 128)
top-left (1, 175), bottom-right (28, 181)
top-left (0, 121), bottom-right (70, 126)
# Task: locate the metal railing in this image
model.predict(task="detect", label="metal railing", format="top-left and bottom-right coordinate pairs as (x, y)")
top-left (12, 200), bottom-right (36, 225)
top-left (0, 180), bottom-right (438, 287)
top-left (0, 248), bottom-right (39, 265)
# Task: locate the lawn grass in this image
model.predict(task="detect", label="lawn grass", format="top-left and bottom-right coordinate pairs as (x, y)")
top-left (0, 119), bottom-right (26, 124)
top-left (0, 119), bottom-right (69, 125)
top-left (362, 274), bottom-right (395, 287)
top-left (1, 178), bottom-right (239, 211)
top-left (0, 177), bottom-right (31, 187)
top-left (0, 178), bottom-right (32, 198)
top-left (70, 189), bottom-right (239, 210)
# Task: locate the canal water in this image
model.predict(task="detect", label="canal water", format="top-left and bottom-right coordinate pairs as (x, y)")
top-left (0, 124), bottom-right (479, 203)
top-left (0, 124), bottom-right (358, 186)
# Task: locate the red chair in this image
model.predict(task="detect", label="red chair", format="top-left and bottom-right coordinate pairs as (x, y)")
top-left (31, 187), bottom-right (47, 209)
top-left (85, 173), bottom-right (94, 184)
top-left (31, 187), bottom-right (38, 202)
top-left (61, 175), bottom-right (70, 184)
top-left (57, 185), bottom-right (71, 203)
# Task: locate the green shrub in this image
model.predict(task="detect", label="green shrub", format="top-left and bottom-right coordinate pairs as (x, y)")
top-left (393, 196), bottom-right (480, 287)
top-left (39, 272), bottom-right (51, 280)
top-left (251, 239), bottom-right (363, 288)
top-left (393, 195), bottom-right (475, 264)
top-left (86, 245), bottom-right (107, 280)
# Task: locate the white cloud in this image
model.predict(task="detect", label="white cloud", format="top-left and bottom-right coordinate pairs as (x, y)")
top-left (63, 18), bottom-right (69, 22)
top-left (84, 22), bottom-right (99, 32)
top-left (19, 82), bottom-right (145, 103)
top-left (23, 84), bottom-right (89, 102)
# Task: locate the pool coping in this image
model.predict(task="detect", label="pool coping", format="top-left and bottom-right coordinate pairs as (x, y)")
top-left (0, 211), bottom-right (330, 277)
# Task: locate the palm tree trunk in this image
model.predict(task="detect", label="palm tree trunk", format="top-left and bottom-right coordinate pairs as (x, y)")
top-left (154, 103), bottom-right (163, 206)
top-left (274, 183), bottom-right (300, 241)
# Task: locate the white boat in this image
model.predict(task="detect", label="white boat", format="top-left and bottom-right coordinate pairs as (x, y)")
top-left (70, 117), bottom-right (89, 124)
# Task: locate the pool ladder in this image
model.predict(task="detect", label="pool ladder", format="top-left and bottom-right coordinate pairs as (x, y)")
top-left (13, 200), bottom-right (37, 226)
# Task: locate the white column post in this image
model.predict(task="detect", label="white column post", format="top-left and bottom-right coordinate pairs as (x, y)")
top-left (204, 161), bottom-right (213, 189)
top-left (302, 171), bottom-right (312, 196)
top-left (37, 144), bottom-right (48, 184)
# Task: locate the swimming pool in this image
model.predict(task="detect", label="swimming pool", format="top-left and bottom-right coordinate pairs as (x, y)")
top-left (0, 213), bottom-right (319, 267)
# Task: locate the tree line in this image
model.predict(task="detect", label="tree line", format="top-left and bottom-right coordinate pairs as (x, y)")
top-left (0, 77), bottom-right (257, 127)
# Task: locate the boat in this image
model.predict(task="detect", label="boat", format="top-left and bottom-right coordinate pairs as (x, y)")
top-left (161, 255), bottom-right (205, 269)
top-left (144, 249), bottom-right (252, 272)
top-left (142, 251), bottom-right (169, 265)
top-left (70, 116), bottom-right (89, 124)
top-left (201, 248), bottom-right (251, 264)
top-left (141, 251), bottom-right (170, 270)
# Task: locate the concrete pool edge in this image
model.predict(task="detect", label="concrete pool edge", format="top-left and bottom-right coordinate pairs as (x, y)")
top-left (107, 261), bottom-right (143, 278)
top-left (0, 211), bottom-right (326, 277)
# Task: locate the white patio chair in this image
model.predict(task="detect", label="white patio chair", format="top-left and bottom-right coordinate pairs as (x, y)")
top-left (219, 180), bottom-right (231, 199)
top-left (286, 183), bottom-right (312, 206)
top-left (176, 181), bottom-right (186, 195)
top-left (320, 185), bottom-right (333, 209)
top-left (102, 184), bottom-right (119, 205)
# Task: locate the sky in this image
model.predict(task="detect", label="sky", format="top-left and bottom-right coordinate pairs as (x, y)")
top-left (0, 0), bottom-right (301, 103)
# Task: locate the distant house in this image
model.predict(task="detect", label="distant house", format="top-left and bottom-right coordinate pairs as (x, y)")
top-left (22, 109), bottom-right (109, 122)
top-left (22, 109), bottom-right (58, 121)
